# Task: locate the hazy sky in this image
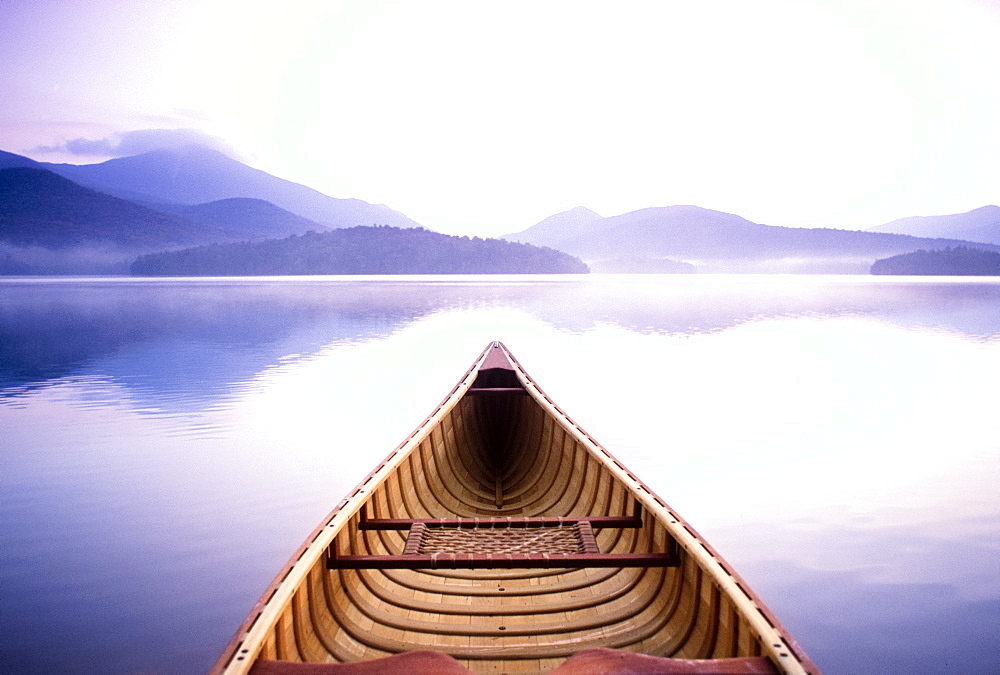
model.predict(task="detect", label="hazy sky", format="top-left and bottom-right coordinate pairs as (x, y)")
top-left (2, 0), bottom-right (998, 236)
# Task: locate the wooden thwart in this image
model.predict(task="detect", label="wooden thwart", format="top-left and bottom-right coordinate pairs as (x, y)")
top-left (330, 507), bottom-right (679, 570)
top-left (327, 550), bottom-right (680, 570)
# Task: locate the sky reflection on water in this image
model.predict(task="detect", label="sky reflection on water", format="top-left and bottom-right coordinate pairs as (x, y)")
top-left (1, 275), bottom-right (999, 674)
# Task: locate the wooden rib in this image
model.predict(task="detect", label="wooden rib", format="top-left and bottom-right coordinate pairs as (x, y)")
top-left (353, 567), bottom-right (649, 616)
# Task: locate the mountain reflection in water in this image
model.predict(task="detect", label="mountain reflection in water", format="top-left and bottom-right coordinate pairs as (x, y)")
top-left (4, 275), bottom-right (1000, 398)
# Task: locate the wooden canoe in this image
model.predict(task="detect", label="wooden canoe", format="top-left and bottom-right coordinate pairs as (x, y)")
top-left (212, 342), bottom-right (819, 675)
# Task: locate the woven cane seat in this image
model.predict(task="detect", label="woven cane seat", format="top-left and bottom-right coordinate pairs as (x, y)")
top-left (414, 523), bottom-right (591, 556)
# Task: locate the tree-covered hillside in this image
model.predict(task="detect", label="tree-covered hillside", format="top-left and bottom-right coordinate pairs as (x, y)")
top-left (0, 167), bottom-right (222, 249)
top-left (131, 226), bottom-right (589, 275)
top-left (871, 246), bottom-right (1000, 275)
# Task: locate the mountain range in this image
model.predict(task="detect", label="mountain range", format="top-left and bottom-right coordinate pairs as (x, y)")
top-left (2, 144), bottom-right (999, 275)
top-left (0, 146), bottom-right (418, 273)
top-left (503, 205), bottom-right (1000, 273)
top-left (2, 146), bottom-right (418, 229)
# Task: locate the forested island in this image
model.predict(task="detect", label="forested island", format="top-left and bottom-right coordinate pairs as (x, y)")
top-left (870, 246), bottom-right (1000, 275)
top-left (131, 225), bottom-right (589, 276)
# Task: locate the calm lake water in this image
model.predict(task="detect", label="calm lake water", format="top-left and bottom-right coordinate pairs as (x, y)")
top-left (1, 274), bottom-right (999, 674)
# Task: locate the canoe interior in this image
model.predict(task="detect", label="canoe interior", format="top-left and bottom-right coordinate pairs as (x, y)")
top-left (215, 343), bottom-right (817, 675)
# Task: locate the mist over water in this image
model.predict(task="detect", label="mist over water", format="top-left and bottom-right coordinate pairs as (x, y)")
top-left (1, 275), bottom-right (999, 674)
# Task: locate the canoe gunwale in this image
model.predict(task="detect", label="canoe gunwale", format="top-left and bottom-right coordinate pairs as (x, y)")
top-left (211, 341), bottom-right (819, 675)
top-left (501, 346), bottom-right (817, 675)
top-left (211, 343), bottom-right (497, 675)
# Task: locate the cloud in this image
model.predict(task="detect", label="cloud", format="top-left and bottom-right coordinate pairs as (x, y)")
top-left (34, 128), bottom-right (243, 160)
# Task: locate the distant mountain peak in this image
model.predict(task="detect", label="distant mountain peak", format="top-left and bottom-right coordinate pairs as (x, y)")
top-left (966, 204), bottom-right (1000, 218)
top-left (559, 206), bottom-right (603, 218)
top-left (37, 146), bottom-right (423, 230)
top-left (870, 205), bottom-right (1000, 245)
top-left (160, 143), bottom-right (228, 156)
top-left (502, 206), bottom-right (603, 242)
top-left (630, 204), bottom-right (754, 220)
top-left (86, 144), bottom-right (244, 174)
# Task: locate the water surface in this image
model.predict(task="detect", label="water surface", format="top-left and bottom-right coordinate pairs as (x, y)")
top-left (1, 275), bottom-right (998, 674)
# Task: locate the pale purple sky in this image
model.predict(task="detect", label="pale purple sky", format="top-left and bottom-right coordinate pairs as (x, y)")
top-left (2, 0), bottom-right (999, 236)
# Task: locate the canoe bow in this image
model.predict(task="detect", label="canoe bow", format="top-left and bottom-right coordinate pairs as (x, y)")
top-left (212, 342), bottom-right (819, 674)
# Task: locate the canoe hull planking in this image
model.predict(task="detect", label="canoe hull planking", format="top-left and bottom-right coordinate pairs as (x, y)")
top-left (212, 342), bottom-right (818, 674)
